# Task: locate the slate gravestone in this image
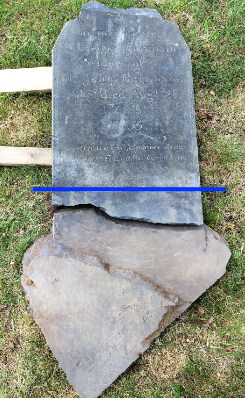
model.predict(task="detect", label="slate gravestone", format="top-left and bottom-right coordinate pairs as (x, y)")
top-left (52, 1), bottom-right (203, 225)
top-left (22, 208), bottom-right (231, 398)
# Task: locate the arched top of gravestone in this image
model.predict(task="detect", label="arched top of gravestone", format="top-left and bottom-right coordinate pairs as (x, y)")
top-left (52, 2), bottom-right (203, 225)
top-left (80, 1), bottom-right (163, 19)
top-left (54, 2), bottom-right (189, 55)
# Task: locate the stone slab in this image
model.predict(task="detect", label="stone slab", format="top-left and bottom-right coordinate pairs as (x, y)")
top-left (22, 207), bottom-right (230, 397)
top-left (52, 1), bottom-right (203, 225)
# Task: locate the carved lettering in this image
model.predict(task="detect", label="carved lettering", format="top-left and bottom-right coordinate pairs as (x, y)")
top-left (126, 44), bottom-right (177, 53)
top-left (80, 28), bottom-right (90, 36)
top-left (65, 39), bottom-right (178, 55)
top-left (100, 89), bottom-right (125, 99)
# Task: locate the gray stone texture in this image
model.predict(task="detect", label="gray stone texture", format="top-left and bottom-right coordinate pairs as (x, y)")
top-left (22, 207), bottom-right (231, 398)
top-left (52, 1), bottom-right (203, 225)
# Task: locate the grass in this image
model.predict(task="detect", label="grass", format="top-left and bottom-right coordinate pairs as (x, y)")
top-left (0, 0), bottom-right (244, 397)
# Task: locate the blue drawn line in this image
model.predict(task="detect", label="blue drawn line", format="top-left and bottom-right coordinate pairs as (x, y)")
top-left (33, 187), bottom-right (226, 192)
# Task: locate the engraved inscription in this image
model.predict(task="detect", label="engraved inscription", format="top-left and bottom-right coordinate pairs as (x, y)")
top-left (63, 40), bottom-right (178, 55)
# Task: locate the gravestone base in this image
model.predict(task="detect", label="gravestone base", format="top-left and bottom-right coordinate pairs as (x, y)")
top-left (22, 207), bottom-right (230, 398)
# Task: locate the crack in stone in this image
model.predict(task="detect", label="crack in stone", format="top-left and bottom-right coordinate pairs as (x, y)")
top-left (83, 253), bottom-right (180, 304)
top-left (142, 302), bottom-right (189, 347)
top-left (100, 260), bottom-right (111, 273)
top-left (30, 233), bottom-right (181, 307)
top-left (55, 204), bottom-right (203, 230)
top-left (48, 230), bottom-right (180, 304)
top-left (204, 224), bottom-right (208, 247)
top-left (123, 269), bottom-right (181, 304)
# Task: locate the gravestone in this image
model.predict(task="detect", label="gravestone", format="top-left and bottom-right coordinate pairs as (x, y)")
top-left (22, 208), bottom-right (230, 398)
top-left (22, 3), bottom-right (231, 398)
top-left (52, 1), bottom-right (203, 225)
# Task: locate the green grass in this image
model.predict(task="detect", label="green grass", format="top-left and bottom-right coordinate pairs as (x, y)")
top-left (0, 0), bottom-right (245, 397)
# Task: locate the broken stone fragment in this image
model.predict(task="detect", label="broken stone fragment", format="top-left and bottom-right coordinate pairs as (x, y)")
top-left (22, 207), bottom-right (230, 398)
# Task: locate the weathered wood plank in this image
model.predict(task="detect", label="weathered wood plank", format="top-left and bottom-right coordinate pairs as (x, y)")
top-left (0, 67), bottom-right (52, 93)
top-left (0, 146), bottom-right (52, 166)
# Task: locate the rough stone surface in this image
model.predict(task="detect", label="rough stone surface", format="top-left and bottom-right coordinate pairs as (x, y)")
top-left (22, 207), bottom-right (230, 398)
top-left (52, 1), bottom-right (203, 225)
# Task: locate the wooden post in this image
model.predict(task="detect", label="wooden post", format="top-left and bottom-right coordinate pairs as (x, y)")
top-left (0, 67), bottom-right (52, 93)
top-left (0, 146), bottom-right (52, 166)
top-left (0, 67), bottom-right (53, 166)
